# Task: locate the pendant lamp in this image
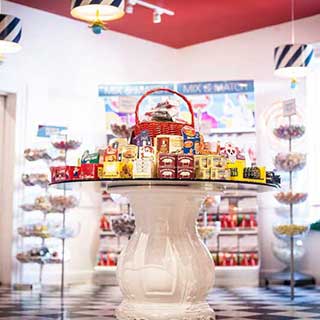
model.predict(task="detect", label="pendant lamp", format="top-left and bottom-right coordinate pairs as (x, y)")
top-left (274, 0), bottom-right (313, 78)
top-left (0, 13), bottom-right (22, 54)
top-left (71, 0), bottom-right (125, 22)
top-left (274, 44), bottom-right (313, 78)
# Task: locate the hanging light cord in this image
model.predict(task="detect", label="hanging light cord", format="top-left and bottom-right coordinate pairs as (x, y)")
top-left (291, 0), bottom-right (295, 44)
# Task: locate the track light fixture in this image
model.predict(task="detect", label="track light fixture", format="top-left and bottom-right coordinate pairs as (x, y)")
top-left (153, 10), bottom-right (161, 24)
top-left (126, 0), bottom-right (137, 14)
top-left (126, 0), bottom-right (174, 24)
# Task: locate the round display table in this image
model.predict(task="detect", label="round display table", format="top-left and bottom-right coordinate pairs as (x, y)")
top-left (52, 179), bottom-right (277, 320)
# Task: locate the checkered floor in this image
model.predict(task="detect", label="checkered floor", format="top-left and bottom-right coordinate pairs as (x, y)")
top-left (0, 285), bottom-right (320, 319)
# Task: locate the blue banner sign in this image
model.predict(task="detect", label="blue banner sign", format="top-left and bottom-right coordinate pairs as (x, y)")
top-left (177, 80), bottom-right (254, 95)
top-left (37, 125), bottom-right (67, 138)
top-left (98, 83), bottom-right (175, 97)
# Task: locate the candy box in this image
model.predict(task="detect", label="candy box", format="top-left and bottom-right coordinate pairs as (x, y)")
top-left (158, 153), bottom-right (177, 168)
top-left (80, 163), bottom-right (102, 179)
top-left (211, 155), bottom-right (227, 168)
top-left (139, 145), bottom-right (155, 159)
top-left (158, 168), bottom-right (176, 179)
top-left (132, 130), bottom-right (152, 147)
top-left (155, 135), bottom-right (183, 154)
top-left (133, 159), bottom-right (154, 178)
top-left (120, 161), bottom-right (133, 179)
top-left (210, 168), bottom-right (230, 180)
top-left (103, 146), bottom-right (119, 162)
top-left (121, 145), bottom-right (138, 161)
top-left (177, 154), bottom-right (194, 168)
top-left (195, 155), bottom-right (211, 169)
top-left (109, 137), bottom-right (128, 149)
top-left (182, 126), bottom-right (200, 155)
top-left (177, 168), bottom-right (195, 179)
top-left (195, 168), bottom-right (210, 180)
top-left (81, 150), bottom-right (100, 164)
top-left (50, 166), bottom-right (80, 182)
top-left (103, 162), bottom-right (120, 179)
top-left (50, 166), bottom-right (63, 183)
top-left (67, 166), bottom-right (81, 180)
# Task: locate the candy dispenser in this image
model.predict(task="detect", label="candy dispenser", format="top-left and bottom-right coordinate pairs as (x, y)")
top-left (16, 144), bottom-right (67, 289)
top-left (50, 132), bottom-right (81, 296)
top-left (266, 101), bottom-right (315, 299)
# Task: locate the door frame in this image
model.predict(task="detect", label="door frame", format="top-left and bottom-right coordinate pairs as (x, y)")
top-left (0, 84), bottom-right (28, 285)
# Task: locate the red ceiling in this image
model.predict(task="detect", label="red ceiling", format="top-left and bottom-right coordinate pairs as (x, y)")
top-left (9, 0), bottom-right (320, 48)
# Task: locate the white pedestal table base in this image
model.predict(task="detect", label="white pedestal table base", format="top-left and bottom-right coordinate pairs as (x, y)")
top-left (113, 186), bottom-right (216, 320)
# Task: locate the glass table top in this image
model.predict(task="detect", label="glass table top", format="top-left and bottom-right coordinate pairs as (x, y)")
top-left (50, 178), bottom-right (279, 193)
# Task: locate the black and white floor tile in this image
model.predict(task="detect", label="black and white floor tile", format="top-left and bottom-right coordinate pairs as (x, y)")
top-left (0, 285), bottom-right (320, 319)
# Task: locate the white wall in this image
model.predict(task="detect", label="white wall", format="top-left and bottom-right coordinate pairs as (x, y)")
top-left (0, 0), bottom-right (177, 285)
top-left (178, 14), bottom-right (320, 282)
top-left (1, 0), bottom-right (320, 285)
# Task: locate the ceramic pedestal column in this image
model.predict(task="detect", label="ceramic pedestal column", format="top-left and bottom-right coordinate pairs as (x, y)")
top-left (114, 186), bottom-right (215, 320)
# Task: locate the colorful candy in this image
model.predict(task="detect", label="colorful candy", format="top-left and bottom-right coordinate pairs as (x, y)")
top-left (274, 152), bottom-right (306, 172)
top-left (275, 192), bottom-right (308, 204)
top-left (273, 124), bottom-right (305, 140)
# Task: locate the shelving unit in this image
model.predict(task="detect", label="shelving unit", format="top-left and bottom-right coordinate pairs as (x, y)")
top-left (15, 148), bottom-right (65, 290)
top-left (94, 182), bottom-right (133, 285)
top-left (264, 101), bottom-right (315, 299)
top-left (199, 193), bottom-right (259, 286)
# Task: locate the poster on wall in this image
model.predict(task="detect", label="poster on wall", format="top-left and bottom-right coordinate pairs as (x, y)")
top-left (98, 80), bottom-right (255, 135)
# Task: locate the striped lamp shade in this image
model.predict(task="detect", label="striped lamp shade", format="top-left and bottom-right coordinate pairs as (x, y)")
top-left (274, 44), bottom-right (313, 78)
top-left (71, 0), bottom-right (125, 22)
top-left (0, 14), bottom-right (22, 53)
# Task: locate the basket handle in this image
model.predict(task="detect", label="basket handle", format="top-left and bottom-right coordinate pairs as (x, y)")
top-left (135, 87), bottom-right (195, 127)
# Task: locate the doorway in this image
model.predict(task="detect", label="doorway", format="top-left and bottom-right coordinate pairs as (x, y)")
top-left (0, 94), bottom-right (16, 285)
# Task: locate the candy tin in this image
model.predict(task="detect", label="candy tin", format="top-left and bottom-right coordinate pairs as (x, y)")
top-left (177, 168), bottom-right (195, 179)
top-left (177, 154), bottom-right (194, 168)
top-left (158, 153), bottom-right (177, 168)
top-left (158, 168), bottom-right (176, 179)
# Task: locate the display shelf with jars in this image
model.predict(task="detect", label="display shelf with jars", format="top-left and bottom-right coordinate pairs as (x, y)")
top-left (263, 100), bottom-right (316, 299)
top-left (94, 184), bottom-right (134, 285)
top-left (15, 146), bottom-right (68, 290)
top-left (198, 193), bottom-right (260, 286)
top-left (49, 132), bottom-right (82, 295)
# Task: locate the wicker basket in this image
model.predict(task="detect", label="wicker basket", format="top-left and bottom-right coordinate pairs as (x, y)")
top-left (133, 88), bottom-right (195, 140)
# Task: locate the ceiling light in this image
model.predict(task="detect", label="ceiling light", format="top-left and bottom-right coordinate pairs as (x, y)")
top-left (274, 0), bottom-right (313, 79)
top-left (126, 5), bottom-right (134, 14)
top-left (0, 13), bottom-right (22, 55)
top-left (70, 0), bottom-right (125, 22)
top-left (153, 10), bottom-right (161, 24)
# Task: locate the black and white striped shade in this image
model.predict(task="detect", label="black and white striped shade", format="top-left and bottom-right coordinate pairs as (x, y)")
top-left (274, 44), bottom-right (313, 78)
top-left (71, 0), bottom-right (125, 22)
top-left (0, 14), bottom-right (22, 53)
